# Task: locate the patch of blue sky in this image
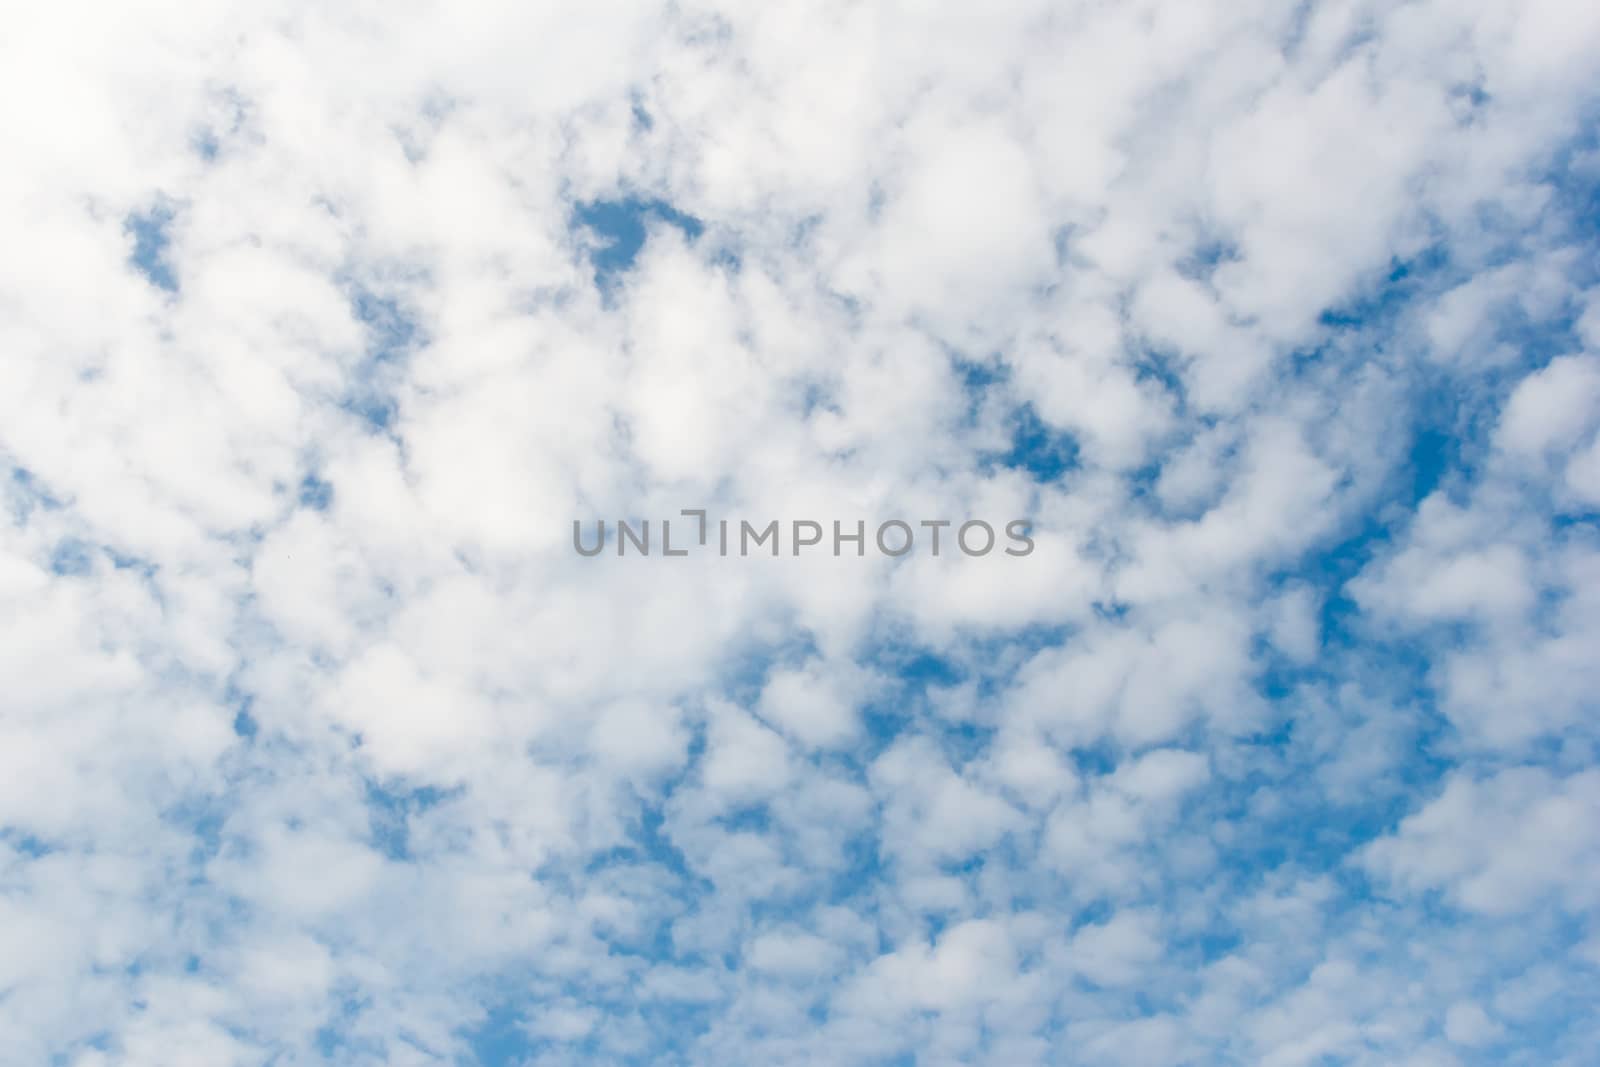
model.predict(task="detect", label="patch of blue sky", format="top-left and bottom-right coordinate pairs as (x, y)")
top-left (712, 630), bottom-right (823, 708)
top-left (462, 1009), bottom-right (541, 1067)
top-left (191, 87), bottom-right (248, 163)
top-left (464, 983), bottom-right (719, 1067)
top-left (572, 196), bottom-right (705, 295)
top-left (102, 546), bottom-right (159, 585)
top-left (191, 128), bottom-right (221, 161)
top-left (126, 203), bottom-right (179, 293)
top-left (5, 465), bottom-right (63, 521)
top-left (1, 829), bottom-right (54, 859)
top-left (1317, 243), bottom-right (1449, 332)
top-left (629, 92), bottom-right (654, 131)
top-left (298, 471), bottom-right (334, 512)
top-left (1210, 739), bottom-right (1438, 871)
top-left (952, 354), bottom-right (1007, 393)
top-left (338, 281), bottom-right (423, 433)
top-left (364, 780), bottom-right (459, 862)
top-left (1129, 345), bottom-right (1190, 419)
top-left (350, 286), bottom-right (421, 359)
top-left (230, 695), bottom-right (259, 740)
top-left (48, 538), bottom-right (93, 576)
top-left (992, 403), bottom-right (1079, 481)
top-left (878, 623), bottom-right (1069, 701)
top-left (585, 803), bottom-right (701, 889)
top-left (156, 790), bottom-right (228, 873)
top-left (951, 358), bottom-right (1080, 481)
top-left (315, 1009), bottom-right (393, 1065)
top-left (1175, 235), bottom-right (1241, 282)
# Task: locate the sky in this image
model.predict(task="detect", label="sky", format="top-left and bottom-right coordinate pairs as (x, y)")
top-left (1, 1), bottom-right (1599, 1065)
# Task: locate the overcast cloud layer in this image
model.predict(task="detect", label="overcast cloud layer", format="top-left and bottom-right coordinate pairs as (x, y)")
top-left (3, 2), bottom-right (1600, 1064)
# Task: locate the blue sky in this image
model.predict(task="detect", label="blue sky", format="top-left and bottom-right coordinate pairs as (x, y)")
top-left (3, 3), bottom-right (1600, 1066)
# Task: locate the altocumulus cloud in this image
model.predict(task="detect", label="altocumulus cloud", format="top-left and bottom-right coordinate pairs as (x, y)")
top-left (2, 1), bottom-right (1599, 1065)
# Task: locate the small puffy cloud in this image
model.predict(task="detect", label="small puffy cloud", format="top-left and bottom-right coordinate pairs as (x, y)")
top-left (1363, 767), bottom-right (1600, 916)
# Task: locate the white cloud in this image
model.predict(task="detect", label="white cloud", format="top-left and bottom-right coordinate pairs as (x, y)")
top-left (1363, 767), bottom-right (1600, 917)
top-left (3, 0), bottom-right (1600, 1063)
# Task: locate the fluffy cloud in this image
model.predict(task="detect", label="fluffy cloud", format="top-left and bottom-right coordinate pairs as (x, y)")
top-left (3, 1), bottom-right (1600, 1064)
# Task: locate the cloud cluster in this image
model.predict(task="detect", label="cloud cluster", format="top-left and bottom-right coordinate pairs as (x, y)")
top-left (3, 0), bottom-right (1599, 1064)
